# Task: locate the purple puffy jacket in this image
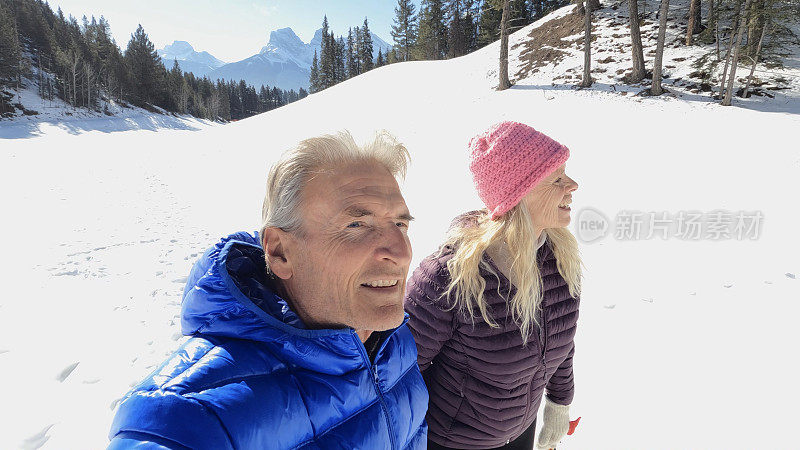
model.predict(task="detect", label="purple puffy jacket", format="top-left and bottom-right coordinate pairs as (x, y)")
top-left (404, 217), bottom-right (580, 449)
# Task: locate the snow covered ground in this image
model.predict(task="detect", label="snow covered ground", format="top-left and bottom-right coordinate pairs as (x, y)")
top-left (2, 3), bottom-right (799, 449)
top-left (0, 76), bottom-right (215, 139)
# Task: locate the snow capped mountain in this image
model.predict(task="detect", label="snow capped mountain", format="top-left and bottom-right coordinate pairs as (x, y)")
top-left (208, 27), bottom-right (394, 91)
top-left (369, 32), bottom-right (393, 60)
top-left (207, 53), bottom-right (310, 93)
top-left (157, 41), bottom-right (225, 78)
top-left (259, 28), bottom-right (315, 68)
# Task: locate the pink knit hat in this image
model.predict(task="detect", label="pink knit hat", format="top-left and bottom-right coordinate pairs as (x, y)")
top-left (469, 121), bottom-right (570, 220)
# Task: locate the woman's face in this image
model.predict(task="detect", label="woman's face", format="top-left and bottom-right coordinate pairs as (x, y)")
top-left (522, 164), bottom-right (578, 231)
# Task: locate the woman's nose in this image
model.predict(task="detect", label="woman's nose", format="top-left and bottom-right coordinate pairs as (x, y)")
top-left (567, 176), bottom-right (578, 192)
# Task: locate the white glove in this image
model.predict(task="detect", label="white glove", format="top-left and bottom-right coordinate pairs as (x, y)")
top-left (536, 398), bottom-right (571, 450)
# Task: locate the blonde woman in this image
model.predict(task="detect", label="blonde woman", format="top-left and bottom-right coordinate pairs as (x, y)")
top-left (405, 121), bottom-right (581, 450)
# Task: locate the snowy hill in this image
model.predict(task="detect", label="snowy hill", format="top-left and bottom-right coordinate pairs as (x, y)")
top-left (208, 27), bottom-right (393, 91)
top-left (157, 41), bottom-right (225, 78)
top-left (0, 74), bottom-right (214, 139)
top-left (1, 2), bottom-right (799, 449)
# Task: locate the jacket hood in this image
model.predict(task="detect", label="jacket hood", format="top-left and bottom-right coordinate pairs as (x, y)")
top-left (180, 232), bottom-right (396, 373)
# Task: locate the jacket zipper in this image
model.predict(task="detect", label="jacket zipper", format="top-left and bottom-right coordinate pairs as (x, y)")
top-left (516, 310), bottom-right (549, 439)
top-left (353, 331), bottom-right (396, 450)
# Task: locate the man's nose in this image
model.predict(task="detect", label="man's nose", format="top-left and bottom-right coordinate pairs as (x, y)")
top-left (377, 224), bottom-right (412, 267)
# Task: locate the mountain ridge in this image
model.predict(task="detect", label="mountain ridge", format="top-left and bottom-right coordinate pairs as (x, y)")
top-left (164, 28), bottom-right (393, 91)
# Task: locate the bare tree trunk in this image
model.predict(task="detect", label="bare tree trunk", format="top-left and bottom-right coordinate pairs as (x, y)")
top-left (629, 0), bottom-right (646, 81)
top-left (718, 0), bottom-right (741, 99)
top-left (743, 20), bottom-right (768, 98)
top-left (722, 0), bottom-right (752, 106)
top-left (85, 63), bottom-right (93, 109)
top-left (579, 1), bottom-right (593, 87)
top-left (71, 62), bottom-right (78, 107)
top-left (498, 0), bottom-right (511, 90)
top-left (714, 0), bottom-right (720, 59)
top-left (651, 0), bottom-right (670, 95)
top-left (686, 0), bottom-right (699, 44)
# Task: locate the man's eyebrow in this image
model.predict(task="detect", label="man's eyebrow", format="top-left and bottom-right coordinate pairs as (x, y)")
top-left (344, 207), bottom-right (375, 218)
top-left (344, 206), bottom-right (414, 222)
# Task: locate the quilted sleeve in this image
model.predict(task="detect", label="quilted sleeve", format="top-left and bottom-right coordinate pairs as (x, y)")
top-left (404, 254), bottom-right (455, 371)
top-left (108, 390), bottom-right (233, 450)
top-left (545, 342), bottom-right (575, 406)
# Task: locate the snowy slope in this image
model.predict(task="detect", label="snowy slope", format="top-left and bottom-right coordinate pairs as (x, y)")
top-left (0, 77), bottom-right (216, 138)
top-left (1, 3), bottom-right (799, 450)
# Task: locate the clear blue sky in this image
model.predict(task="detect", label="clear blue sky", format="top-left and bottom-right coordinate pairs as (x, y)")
top-left (50, 0), bottom-right (418, 63)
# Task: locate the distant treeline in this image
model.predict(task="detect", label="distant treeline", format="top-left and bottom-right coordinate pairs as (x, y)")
top-left (309, 0), bottom-right (570, 92)
top-left (0, 0), bottom-right (307, 120)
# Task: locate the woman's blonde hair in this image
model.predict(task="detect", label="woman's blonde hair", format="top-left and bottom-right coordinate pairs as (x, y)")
top-left (442, 205), bottom-right (583, 344)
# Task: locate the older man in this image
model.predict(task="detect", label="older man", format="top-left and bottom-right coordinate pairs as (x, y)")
top-left (108, 131), bottom-right (428, 449)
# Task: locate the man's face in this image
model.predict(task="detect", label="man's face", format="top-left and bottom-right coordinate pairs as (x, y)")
top-left (278, 160), bottom-right (413, 333)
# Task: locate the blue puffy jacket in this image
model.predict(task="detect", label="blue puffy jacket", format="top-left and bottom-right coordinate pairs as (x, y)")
top-left (108, 232), bottom-right (429, 449)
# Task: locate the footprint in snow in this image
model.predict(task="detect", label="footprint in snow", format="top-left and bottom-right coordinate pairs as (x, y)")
top-left (172, 276), bottom-right (188, 284)
top-left (21, 424), bottom-right (54, 450)
top-left (723, 284), bottom-right (733, 288)
top-left (604, 304), bottom-right (616, 309)
top-left (786, 273), bottom-right (796, 279)
top-left (56, 362), bottom-right (79, 382)
top-left (54, 269), bottom-right (80, 277)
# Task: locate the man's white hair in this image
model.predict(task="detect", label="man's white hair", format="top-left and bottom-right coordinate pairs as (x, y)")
top-left (260, 130), bottom-right (410, 242)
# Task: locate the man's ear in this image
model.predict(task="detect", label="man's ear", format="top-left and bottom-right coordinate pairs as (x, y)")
top-left (262, 227), bottom-right (293, 280)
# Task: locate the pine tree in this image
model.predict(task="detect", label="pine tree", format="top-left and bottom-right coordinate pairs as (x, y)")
top-left (360, 17), bottom-right (374, 72)
top-left (309, 49), bottom-right (320, 92)
top-left (478, 0), bottom-right (503, 47)
top-left (376, 48), bottom-right (385, 67)
top-left (391, 0), bottom-right (418, 61)
top-left (0, 2), bottom-right (22, 86)
top-left (346, 28), bottom-right (358, 77)
top-left (510, 0), bottom-right (532, 29)
top-left (463, 1), bottom-right (480, 54)
top-left (124, 24), bottom-right (163, 106)
top-left (319, 16), bottom-right (334, 89)
top-left (417, 0), bottom-right (448, 59)
top-left (353, 26), bottom-right (363, 75)
top-left (447, 0), bottom-right (466, 57)
top-left (335, 36), bottom-right (346, 82)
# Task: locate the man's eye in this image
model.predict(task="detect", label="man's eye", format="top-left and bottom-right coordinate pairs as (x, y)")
top-left (554, 177), bottom-right (562, 183)
top-left (396, 222), bottom-right (409, 228)
top-left (347, 222), bottom-right (362, 228)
